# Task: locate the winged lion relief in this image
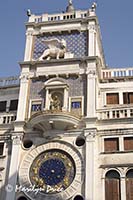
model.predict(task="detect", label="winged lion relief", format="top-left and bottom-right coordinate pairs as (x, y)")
top-left (38, 38), bottom-right (67, 60)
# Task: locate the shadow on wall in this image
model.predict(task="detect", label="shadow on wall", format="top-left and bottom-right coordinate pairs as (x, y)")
top-left (1, 172), bottom-right (29, 200)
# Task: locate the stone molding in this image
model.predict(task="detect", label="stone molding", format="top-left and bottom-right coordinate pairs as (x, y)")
top-left (11, 132), bottom-right (24, 145)
top-left (86, 131), bottom-right (96, 141)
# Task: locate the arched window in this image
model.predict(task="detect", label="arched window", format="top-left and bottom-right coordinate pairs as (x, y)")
top-left (105, 170), bottom-right (121, 200)
top-left (126, 169), bottom-right (133, 200)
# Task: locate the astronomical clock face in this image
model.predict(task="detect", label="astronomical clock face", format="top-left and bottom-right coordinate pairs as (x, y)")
top-left (19, 141), bottom-right (83, 200)
top-left (29, 149), bottom-right (76, 194)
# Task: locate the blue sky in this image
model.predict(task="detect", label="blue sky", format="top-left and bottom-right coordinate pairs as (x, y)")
top-left (0, 0), bottom-right (133, 77)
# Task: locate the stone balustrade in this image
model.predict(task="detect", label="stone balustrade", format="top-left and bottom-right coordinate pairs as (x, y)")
top-left (0, 76), bottom-right (20, 88)
top-left (29, 10), bottom-right (88, 23)
top-left (1, 106), bottom-right (132, 123)
top-left (101, 68), bottom-right (133, 80)
top-left (0, 113), bottom-right (17, 125)
top-left (97, 106), bottom-right (133, 120)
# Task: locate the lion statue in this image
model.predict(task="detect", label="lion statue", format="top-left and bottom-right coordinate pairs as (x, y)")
top-left (38, 38), bottom-right (67, 60)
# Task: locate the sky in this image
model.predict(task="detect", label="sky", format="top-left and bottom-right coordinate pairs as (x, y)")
top-left (0, 0), bottom-right (133, 77)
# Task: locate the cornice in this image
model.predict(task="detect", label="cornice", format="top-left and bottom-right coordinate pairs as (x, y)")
top-left (25, 16), bottom-right (98, 28)
top-left (19, 56), bottom-right (99, 68)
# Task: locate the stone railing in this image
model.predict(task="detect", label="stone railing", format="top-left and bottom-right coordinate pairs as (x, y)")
top-left (101, 68), bottom-right (133, 80)
top-left (97, 106), bottom-right (133, 120)
top-left (0, 113), bottom-right (17, 125)
top-left (30, 109), bottom-right (81, 120)
top-left (0, 76), bottom-right (20, 88)
top-left (29, 10), bottom-right (88, 23)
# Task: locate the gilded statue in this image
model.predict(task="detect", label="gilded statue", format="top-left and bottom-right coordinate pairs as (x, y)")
top-left (50, 95), bottom-right (61, 110)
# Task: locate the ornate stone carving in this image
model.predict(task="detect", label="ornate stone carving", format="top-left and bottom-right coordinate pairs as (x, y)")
top-left (88, 24), bottom-right (97, 33)
top-left (19, 74), bottom-right (30, 82)
top-left (11, 133), bottom-right (23, 145)
top-left (86, 132), bottom-right (96, 141)
top-left (87, 70), bottom-right (96, 75)
top-left (38, 38), bottom-right (67, 60)
top-left (26, 31), bottom-right (33, 36)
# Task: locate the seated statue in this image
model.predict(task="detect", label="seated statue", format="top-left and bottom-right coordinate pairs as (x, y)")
top-left (50, 95), bottom-right (61, 111)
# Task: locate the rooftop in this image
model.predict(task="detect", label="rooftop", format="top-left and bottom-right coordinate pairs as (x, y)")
top-left (0, 76), bottom-right (20, 88)
top-left (27, 2), bottom-right (97, 24)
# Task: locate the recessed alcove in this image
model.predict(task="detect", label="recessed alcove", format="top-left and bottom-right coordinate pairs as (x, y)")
top-left (76, 136), bottom-right (85, 147)
top-left (17, 196), bottom-right (28, 200)
top-left (23, 140), bottom-right (33, 149)
top-left (73, 195), bottom-right (84, 200)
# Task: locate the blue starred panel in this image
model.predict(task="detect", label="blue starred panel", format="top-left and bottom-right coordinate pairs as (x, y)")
top-left (33, 31), bottom-right (88, 59)
top-left (39, 158), bottom-right (66, 186)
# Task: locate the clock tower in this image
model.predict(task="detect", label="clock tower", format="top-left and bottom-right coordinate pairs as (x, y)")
top-left (6, 1), bottom-right (105, 200)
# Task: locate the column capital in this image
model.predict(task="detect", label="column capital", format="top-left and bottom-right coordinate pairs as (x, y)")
top-left (19, 74), bottom-right (30, 81)
top-left (88, 24), bottom-right (97, 33)
top-left (11, 132), bottom-right (24, 145)
top-left (26, 31), bottom-right (33, 36)
top-left (86, 69), bottom-right (96, 77)
top-left (85, 131), bottom-right (96, 141)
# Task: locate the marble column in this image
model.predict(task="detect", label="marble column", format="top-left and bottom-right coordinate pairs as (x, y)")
top-left (121, 177), bottom-right (126, 200)
top-left (88, 23), bottom-right (96, 57)
top-left (63, 87), bottom-right (68, 111)
top-left (5, 133), bottom-right (23, 200)
top-left (85, 131), bottom-right (96, 200)
top-left (24, 31), bottom-right (33, 61)
top-left (86, 67), bottom-right (96, 118)
top-left (16, 75), bottom-right (30, 122)
top-left (45, 89), bottom-right (50, 110)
